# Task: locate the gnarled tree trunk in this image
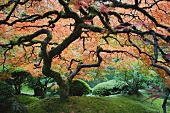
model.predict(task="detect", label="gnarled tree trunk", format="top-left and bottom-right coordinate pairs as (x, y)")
top-left (59, 85), bottom-right (69, 99)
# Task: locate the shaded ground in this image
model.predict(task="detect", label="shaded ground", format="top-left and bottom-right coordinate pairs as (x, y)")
top-left (12, 94), bottom-right (170, 113)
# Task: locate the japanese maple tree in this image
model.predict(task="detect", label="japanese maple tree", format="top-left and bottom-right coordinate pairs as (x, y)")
top-left (0, 0), bottom-right (170, 112)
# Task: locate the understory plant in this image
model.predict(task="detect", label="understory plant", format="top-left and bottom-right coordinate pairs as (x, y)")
top-left (92, 80), bottom-right (128, 96)
top-left (112, 62), bottom-right (164, 95)
top-left (69, 79), bottom-right (91, 96)
top-left (0, 80), bottom-right (14, 102)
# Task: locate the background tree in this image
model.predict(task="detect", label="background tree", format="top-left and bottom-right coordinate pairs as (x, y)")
top-left (26, 75), bottom-right (55, 97)
top-left (6, 68), bottom-right (31, 95)
top-left (0, 0), bottom-right (169, 112)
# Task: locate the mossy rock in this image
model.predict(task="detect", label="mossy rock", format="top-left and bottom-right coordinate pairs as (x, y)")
top-left (69, 79), bottom-right (91, 96)
top-left (0, 97), bottom-right (28, 113)
top-left (0, 81), bottom-right (28, 113)
top-left (92, 80), bottom-right (128, 96)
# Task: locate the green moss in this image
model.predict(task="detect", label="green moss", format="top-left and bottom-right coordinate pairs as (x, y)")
top-left (17, 94), bottom-right (170, 113)
top-left (21, 85), bottom-right (34, 95)
top-left (17, 95), bottom-right (40, 105)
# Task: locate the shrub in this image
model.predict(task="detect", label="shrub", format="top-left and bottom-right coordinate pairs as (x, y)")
top-left (6, 68), bottom-right (31, 95)
top-left (26, 76), bottom-right (45, 97)
top-left (113, 62), bottom-right (164, 95)
top-left (69, 79), bottom-right (91, 96)
top-left (0, 80), bottom-right (14, 103)
top-left (92, 80), bottom-right (128, 96)
top-left (0, 65), bottom-right (12, 80)
top-left (26, 76), bottom-right (55, 97)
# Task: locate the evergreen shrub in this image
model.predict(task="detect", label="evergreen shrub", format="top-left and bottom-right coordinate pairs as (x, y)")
top-left (0, 80), bottom-right (14, 103)
top-left (92, 80), bottom-right (128, 96)
top-left (69, 79), bottom-right (91, 96)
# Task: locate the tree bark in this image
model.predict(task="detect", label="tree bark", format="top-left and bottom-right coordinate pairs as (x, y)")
top-left (15, 85), bottom-right (21, 95)
top-left (59, 83), bottom-right (70, 99)
top-left (162, 88), bottom-right (170, 113)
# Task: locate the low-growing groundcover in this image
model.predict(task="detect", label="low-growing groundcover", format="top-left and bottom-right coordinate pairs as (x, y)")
top-left (13, 95), bottom-right (170, 113)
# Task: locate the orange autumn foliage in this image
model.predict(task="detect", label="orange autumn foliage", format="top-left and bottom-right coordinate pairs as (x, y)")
top-left (0, 0), bottom-right (169, 87)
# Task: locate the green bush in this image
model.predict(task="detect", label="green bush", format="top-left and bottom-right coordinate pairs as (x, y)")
top-left (26, 76), bottom-right (55, 97)
top-left (26, 76), bottom-right (46, 97)
top-left (6, 68), bottom-right (31, 95)
top-left (69, 79), bottom-right (91, 96)
top-left (92, 80), bottom-right (128, 96)
top-left (112, 62), bottom-right (164, 95)
top-left (0, 80), bottom-right (14, 102)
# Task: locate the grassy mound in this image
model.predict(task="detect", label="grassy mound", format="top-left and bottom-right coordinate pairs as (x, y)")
top-left (15, 94), bottom-right (170, 113)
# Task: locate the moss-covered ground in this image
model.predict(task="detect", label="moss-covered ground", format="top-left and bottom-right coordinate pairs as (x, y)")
top-left (16, 94), bottom-right (170, 113)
